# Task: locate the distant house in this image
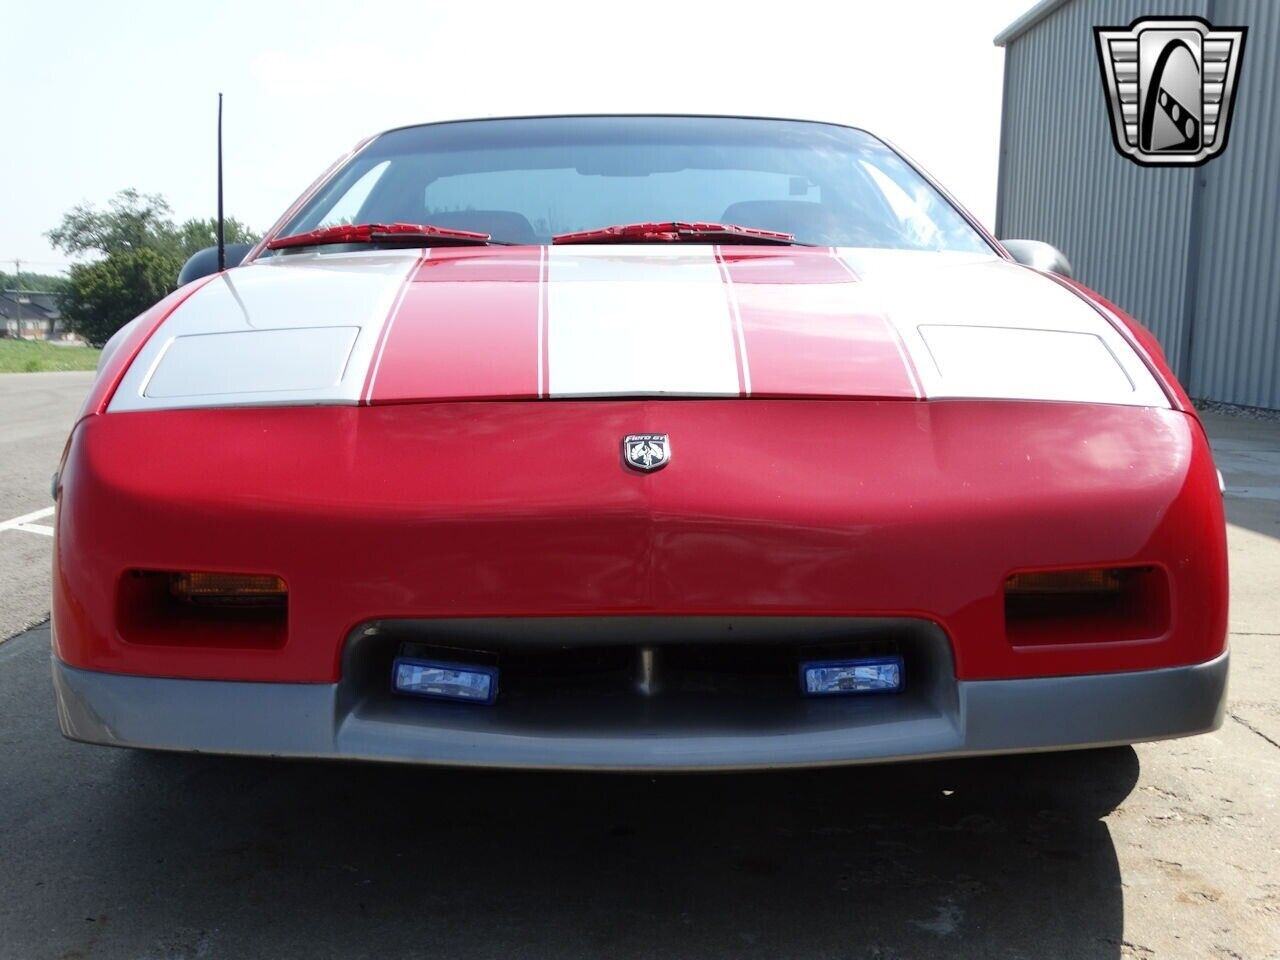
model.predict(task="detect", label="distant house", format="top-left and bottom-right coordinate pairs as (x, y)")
top-left (0, 290), bottom-right (74, 341)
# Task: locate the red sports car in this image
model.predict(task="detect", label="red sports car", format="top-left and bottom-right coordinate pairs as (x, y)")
top-left (51, 115), bottom-right (1228, 770)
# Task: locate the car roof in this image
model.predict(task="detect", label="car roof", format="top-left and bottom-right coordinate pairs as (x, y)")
top-left (372, 113), bottom-right (874, 141)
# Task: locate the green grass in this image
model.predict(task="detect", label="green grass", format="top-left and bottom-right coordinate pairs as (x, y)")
top-left (0, 338), bottom-right (101, 373)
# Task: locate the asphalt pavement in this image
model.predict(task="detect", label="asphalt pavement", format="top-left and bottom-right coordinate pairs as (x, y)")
top-left (1, 374), bottom-right (1277, 959)
top-left (0, 371), bottom-right (91, 639)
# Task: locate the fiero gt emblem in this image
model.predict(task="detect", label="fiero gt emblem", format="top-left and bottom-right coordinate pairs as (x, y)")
top-left (1094, 17), bottom-right (1247, 167)
top-left (623, 434), bottom-right (670, 472)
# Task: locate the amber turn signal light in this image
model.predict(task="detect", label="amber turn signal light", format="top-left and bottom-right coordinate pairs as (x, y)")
top-left (1004, 568), bottom-right (1125, 595)
top-left (169, 572), bottom-right (287, 605)
top-left (1004, 566), bottom-right (1167, 647)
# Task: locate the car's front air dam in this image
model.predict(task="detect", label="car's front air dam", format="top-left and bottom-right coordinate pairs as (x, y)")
top-left (52, 398), bottom-right (1227, 684)
top-left (51, 649), bottom-right (1228, 770)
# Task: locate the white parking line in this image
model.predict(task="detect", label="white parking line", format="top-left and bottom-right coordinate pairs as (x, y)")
top-left (10, 522), bottom-right (54, 537)
top-left (0, 506), bottom-right (56, 538)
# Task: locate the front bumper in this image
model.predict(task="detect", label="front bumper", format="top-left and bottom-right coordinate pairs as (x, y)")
top-left (52, 650), bottom-right (1228, 771)
top-left (54, 401), bottom-right (1229, 685)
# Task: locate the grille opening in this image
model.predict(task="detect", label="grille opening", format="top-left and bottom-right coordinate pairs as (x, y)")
top-left (117, 570), bottom-right (287, 649)
top-left (343, 618), bottom-right (954, 728)
top-left (391, 638), bottom-right (908, 702)
top-left (1004, 565), bottom-right (1169, 646)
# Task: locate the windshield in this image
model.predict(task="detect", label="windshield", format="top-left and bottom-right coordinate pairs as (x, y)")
top-left (271, 116), bottom-right (993, 252)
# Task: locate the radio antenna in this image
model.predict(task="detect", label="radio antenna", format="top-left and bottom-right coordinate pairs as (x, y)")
top-left (216, 92), bottom-right (226, 272)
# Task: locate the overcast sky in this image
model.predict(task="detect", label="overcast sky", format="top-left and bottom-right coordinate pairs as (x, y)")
top-left (0, 0), bottom-right (1033, 276)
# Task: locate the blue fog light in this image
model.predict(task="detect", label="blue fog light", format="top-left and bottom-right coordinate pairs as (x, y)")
top-left (392, 658), bottom-right (498, 704)
top-left (800, 656), bottom-right (904, 696)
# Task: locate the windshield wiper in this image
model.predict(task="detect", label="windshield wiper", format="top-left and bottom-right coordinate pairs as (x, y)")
top-left (266, 222), bottom-right (499, 250)
top-left (552, 221), bottom-right (802, 246)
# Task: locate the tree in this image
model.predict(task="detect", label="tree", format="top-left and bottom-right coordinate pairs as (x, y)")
top-left (171, 217), bottom-right (259, 260)
top-left (48, 189), bottom-right (259, 345)
top-left (0, 270), bottom-right (68, 294)
top-left (56, 249), bottom-right (177, 347)
top-left (47, 189), bottom-right (176, 258)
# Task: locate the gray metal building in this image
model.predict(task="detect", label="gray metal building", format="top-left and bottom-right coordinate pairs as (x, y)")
top-left (995, 0), bottom-right (1278, 409)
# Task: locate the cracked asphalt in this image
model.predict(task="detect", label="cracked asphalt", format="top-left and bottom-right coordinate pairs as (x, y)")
top-left (0, 375), bottom-right (1277, 959)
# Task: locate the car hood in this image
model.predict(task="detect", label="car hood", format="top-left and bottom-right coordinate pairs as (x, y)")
top-left (107, 245), bottom-right (1168, 412)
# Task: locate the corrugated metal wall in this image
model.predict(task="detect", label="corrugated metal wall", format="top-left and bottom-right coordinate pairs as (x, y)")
top-left (1191, 0), bottom-right (1280, 408)
top-left (997, 0), bottom-right (1279, 408)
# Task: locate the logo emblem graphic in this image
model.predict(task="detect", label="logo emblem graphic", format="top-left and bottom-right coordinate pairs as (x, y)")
top-left (622, 434), bottom-right (670, 472)
top-left (1095, 17), bottom-right (1247, 166)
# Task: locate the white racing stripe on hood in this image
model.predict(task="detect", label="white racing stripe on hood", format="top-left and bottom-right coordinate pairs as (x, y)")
top-left (109, 250), bottom-right (421, 412)
top-left (832, 249), bottom-right (1170, 408)
top-left (546, 246), bottom-right (741, 397)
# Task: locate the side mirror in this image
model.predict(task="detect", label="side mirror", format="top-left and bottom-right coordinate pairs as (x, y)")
top-left (1000, 239), bottom-right (1074, 279)
top-left (177, 242), bottom-right (254, 286)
